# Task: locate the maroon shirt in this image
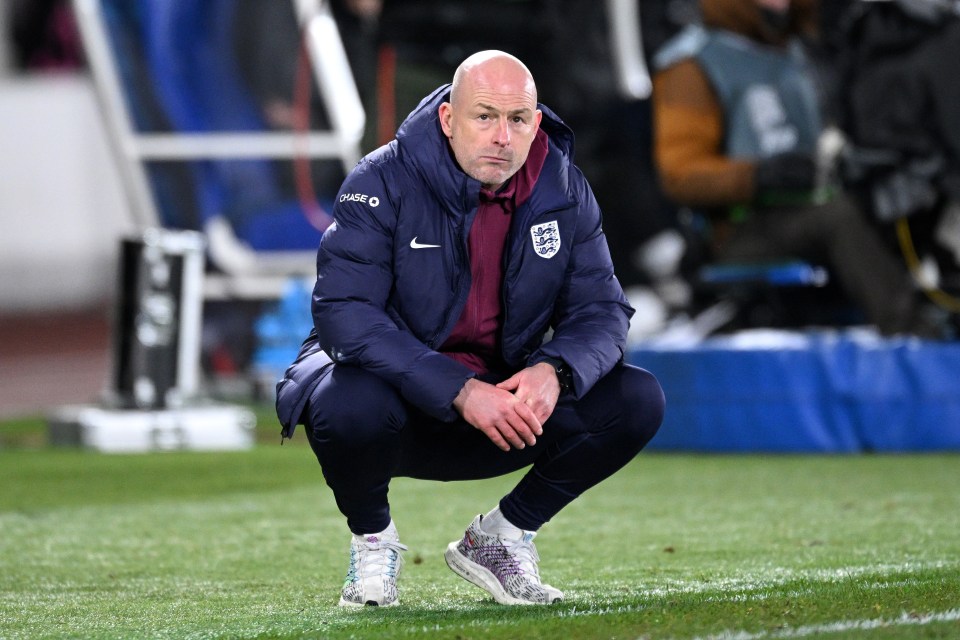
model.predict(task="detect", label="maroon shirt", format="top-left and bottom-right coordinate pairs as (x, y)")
top-left (440, 129), bottom-right (550, 374)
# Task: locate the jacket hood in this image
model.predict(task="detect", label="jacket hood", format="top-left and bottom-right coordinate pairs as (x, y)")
top-left (700, 0), bottom-right (817, 45)
top-left (394, 84), bottom-right (576, 215)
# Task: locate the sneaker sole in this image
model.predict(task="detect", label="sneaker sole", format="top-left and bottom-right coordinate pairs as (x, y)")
top-left (338, 596), bottom-right (400, 608)
top-left (444, 542), bottom-right (561, 606)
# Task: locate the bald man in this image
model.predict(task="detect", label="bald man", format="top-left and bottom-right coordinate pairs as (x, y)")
top-left (276, 50), bottom-right (665, 607)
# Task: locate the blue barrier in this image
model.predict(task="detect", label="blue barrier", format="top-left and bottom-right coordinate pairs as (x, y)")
top-left (699, 261), bottom-right (829, 287)
top-left (629, 330), bottom-right (960, 452)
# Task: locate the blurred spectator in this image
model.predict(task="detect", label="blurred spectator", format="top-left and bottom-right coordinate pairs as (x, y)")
top-left (830, 0), bottom-right (960, 289)
top-left (10, 0), bottom-right (83, 72)
top-left (651, 0), bottom-right (945, 337)
top-left (641, 0), bottom-right (702, 57)
top-left (232, 0), bottom-right (383, 199)
top-left (534, 1), bottom-right (683, 293)
top-left (234, 0), bottom-right (381, 146)
top-left (334, 0), bottom-right (383, 122)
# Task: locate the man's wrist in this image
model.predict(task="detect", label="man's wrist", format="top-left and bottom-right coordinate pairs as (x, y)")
top-left (539, 357), bottom-right (574, 395)
top-left (453, 377), bottom-right (478, 413)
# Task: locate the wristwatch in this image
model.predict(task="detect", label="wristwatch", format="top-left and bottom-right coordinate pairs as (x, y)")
top-left (541, 357), bottom-right (574, 395)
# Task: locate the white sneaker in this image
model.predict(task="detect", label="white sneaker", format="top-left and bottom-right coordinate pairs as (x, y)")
top-left (339, 523), bottom-right (407, 607)
top-left (444, 515), bottom-right (564, 605)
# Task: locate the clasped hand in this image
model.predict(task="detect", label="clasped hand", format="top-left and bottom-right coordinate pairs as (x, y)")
top-left (452, 362), bottom-right (560, 452)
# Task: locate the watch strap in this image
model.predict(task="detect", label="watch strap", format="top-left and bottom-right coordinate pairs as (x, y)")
top-left (539, 357), bottom-right (574, 394)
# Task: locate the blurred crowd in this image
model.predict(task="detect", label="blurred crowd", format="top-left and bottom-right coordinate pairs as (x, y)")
top-left (7, 0), bottom-right (960, 349)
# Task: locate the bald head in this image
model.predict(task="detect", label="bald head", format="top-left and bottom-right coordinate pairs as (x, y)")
top-left (450, 50), bottom-right (538, 108)
top-left (440, 50), bottom-right (542, 190)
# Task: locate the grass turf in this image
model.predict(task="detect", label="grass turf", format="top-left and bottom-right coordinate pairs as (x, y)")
top-left (0, 434), bottom-right (958, 639)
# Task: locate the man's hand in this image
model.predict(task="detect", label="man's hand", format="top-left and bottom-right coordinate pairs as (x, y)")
top-left (497, 362), bottom-right (561, 424)
top-left (453, 378), bottom-right (543, 452)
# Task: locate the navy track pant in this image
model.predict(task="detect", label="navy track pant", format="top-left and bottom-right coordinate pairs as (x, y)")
top-left (303, 362), bottom-right (665, 534)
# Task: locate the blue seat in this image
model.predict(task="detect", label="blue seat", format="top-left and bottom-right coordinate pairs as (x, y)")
top-left (699, 261), bottom-right (829, 287)
top-left (105, 0), bottom-right (328, 252)
top-left (671, 207), bottom-right (850, 330)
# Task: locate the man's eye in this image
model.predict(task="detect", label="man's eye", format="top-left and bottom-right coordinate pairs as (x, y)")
top-left (478, 114), bottom-right (490, 121)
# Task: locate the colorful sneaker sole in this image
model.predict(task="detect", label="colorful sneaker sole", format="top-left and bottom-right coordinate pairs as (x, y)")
top-left (444, 541), bottom-right (561, 606)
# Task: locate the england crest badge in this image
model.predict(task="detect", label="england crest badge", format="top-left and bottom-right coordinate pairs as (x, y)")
top-left (530, 220), bottom-right (560, 259)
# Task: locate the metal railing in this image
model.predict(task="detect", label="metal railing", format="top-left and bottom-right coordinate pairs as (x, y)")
top-left (72, 0), bottom-right (366, 298)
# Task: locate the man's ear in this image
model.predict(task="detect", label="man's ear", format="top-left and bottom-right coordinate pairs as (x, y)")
top-left (438, 102), bottom-right (453, 137)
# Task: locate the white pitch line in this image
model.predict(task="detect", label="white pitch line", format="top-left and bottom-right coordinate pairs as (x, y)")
top-left (686, 608), bottom-right (960, 640)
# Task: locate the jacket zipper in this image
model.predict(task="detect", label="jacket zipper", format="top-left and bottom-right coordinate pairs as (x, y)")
top-left (428, 210), bottom-right (474, 348)
top-left (500, 203), bottom-right (570, 359)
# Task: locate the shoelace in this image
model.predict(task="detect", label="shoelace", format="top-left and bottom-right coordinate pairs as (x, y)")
top-left (352, 539), bottom-right (408, 579)
top-left (502, 536), bottom-right (542, 583)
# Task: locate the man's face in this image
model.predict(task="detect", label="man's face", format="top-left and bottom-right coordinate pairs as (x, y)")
top-left (439, 61), bottom-right (542, 191)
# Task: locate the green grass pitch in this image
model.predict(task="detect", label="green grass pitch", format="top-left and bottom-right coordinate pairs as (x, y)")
top-left (1, 428), bottom-right (958, 639)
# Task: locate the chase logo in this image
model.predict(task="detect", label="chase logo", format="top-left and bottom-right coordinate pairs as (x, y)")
top-left (339, 193), bottom-right (380, 207)
top-left (530, 220), bottom-right (560, 259)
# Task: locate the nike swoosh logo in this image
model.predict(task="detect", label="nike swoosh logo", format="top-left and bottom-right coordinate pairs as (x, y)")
top-left (410, 237), bottom-right (441, 249)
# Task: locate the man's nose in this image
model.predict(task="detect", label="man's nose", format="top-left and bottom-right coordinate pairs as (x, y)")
top-left (493, 117), bottom-right (510, 146)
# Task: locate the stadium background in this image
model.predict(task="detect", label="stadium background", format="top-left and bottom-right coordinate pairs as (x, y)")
top-left (1, 0), bottom-right (958, 450)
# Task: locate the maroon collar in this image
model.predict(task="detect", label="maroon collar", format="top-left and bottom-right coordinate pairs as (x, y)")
top-left (478, 128), bottom-right (549, 214)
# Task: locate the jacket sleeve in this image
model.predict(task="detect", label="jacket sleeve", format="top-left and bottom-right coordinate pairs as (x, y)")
top-left (529, 172), bottom-right (633, 398)
top-left (312, 162), bottom-right (474, 421)
top-left (652, 58), bottom-right (757, 206)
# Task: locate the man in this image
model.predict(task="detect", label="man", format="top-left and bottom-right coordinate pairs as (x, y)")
top-left (651, 0), bottom-right (941, 336)
top-left (276, 50), bottom-right (665, 607)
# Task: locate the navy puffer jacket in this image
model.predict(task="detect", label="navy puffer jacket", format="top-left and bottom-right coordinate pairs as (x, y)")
top-left (276, 85), bottom-right (633, 433)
